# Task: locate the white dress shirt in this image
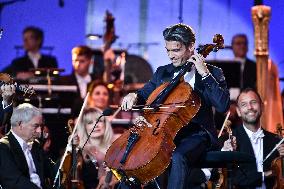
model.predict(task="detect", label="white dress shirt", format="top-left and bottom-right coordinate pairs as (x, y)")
top-left (75, 73), bottom-right (92, 98)
top-left (28, 51), bottom-right (41, 68)
top-left (11, 130), bottom-right (42, 188)
top-left (243, 125), bottom-right (266, 189)
top-left (173, 65), bottom-right (196, 89)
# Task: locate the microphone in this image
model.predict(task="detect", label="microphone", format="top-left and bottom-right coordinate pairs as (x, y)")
top-left (102, 107), bottom-right (113, 116)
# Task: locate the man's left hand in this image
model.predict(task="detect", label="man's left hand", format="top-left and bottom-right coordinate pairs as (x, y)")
top-left (277, 143), bottom-right (284, 156)
top-left (188, 51), bottom-right (209, 77)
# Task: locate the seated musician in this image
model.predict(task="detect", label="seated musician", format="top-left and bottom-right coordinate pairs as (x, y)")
top-left (60, 45), bottom-right (101, 119)
top-left (2, 26), bottom-right (58, 80)
top-left (221, 88), bottom-right (284, 188)
top-left (74, 108), bottom-right (119, 189)
top-left (121, 23), bottom-right (230, 189)
top-left (0, 103), bottom-right (54, 189)
top-left (60, 45), bottom-right (99, 100)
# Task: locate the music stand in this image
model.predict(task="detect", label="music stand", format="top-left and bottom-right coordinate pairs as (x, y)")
top-left (30, 68), bottom-right (65, 96)
top-left (198, 151), bottom-right (255, 189)
top-left (206, 60), bottom-right (241, 88)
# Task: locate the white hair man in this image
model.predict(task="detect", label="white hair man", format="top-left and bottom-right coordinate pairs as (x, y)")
top-left (0, 103), bottom-right (53, 189)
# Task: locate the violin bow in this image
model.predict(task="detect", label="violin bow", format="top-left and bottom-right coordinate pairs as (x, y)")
top-left (218, 111), bottom-right (231, 138)
top-left (263, 137), bottom-right (284, 163)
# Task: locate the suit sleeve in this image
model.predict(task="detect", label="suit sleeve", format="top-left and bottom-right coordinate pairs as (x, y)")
top-left (202, 66), bottom-right (230, 113)
top-left (136, 67), bottom-right (161, 105)
top-left (0, 144), bottom-right (40, 189)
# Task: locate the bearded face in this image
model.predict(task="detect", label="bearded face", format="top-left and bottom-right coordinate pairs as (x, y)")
top-left (236, 91), bottom-right (262, 125)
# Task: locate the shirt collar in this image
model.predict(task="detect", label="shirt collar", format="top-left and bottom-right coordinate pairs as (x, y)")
top-left (234, 57), bottom-right (246, 64)
top-left (243, 125), bottom-right (263, 139)
top-left (75, 73), bottom-right (91, 83)
top-left (27, 51), bottom-right (41, 59)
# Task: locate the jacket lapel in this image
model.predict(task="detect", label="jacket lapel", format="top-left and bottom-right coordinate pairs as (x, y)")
top-left (162, 64), bottom-right (175, 83)
top-left (236, 126), bottom-right (255, 156)
top-left (24, 55), bottom-right (36, 69)
top-left (7, 132), bottom-right (30, 177)
top-left (194, 72), bottom-right (204, 95)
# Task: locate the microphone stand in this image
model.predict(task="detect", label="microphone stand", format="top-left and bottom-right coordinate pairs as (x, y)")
top-left (52, 92), bottom-right (90, 189)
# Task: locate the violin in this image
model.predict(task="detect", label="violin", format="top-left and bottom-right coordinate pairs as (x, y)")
top-left (60, 119), bottom-right (85, 189)
top-left (214, 118), bottom-right (232, 189)
top-left (0, 73), bottom-right (35, 97)
top-left (104, 34), bottom-right (224, 184)
top-left (271, 123), bottom-right (284, 189)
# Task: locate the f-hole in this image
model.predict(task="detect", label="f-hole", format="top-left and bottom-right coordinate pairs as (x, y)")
top-left (152, 119), bottom-right (161, 136)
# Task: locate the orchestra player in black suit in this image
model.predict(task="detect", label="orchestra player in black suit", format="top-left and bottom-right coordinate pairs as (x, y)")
top-left (2, 26), bottom-right (58, 80)
top-left (0, 103), bottom-right (54, 189)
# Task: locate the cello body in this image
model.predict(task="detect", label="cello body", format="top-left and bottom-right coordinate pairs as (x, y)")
top-left (105, 81), bottom-right (200, 183)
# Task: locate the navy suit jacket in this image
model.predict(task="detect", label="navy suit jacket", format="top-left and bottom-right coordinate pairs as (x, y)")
top-left (232, 125), bottom-right (280, 189)
top-left (136, 63), bottom-right (230, 139)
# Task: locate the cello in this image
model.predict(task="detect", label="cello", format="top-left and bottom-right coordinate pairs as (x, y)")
top-left (104, 34), bottom-right (224, 184)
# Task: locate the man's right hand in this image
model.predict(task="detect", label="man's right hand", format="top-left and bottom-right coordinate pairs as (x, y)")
top-left (222, 136), bottom-right (237, 151)
top-left (121, 93), bottom-right (137, 111)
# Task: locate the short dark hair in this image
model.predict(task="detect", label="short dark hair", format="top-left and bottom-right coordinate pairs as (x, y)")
top-left (72, 45), bottom-right (93, 59)
top-left (163, 23), bottom-right (195, 47)
top-left (23, 26), bottom-right (44, 48)
top-left (231, 34), bottom-right (248, 46)
top-left (236, 87), bottom-right (262, 105)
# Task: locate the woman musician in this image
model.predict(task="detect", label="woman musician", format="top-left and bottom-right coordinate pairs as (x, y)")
top-left (74, 108), bottom-right (119, 189)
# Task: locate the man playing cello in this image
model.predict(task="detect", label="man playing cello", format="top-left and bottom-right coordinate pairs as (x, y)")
top-left (121, 23), bottom-right (230, 189)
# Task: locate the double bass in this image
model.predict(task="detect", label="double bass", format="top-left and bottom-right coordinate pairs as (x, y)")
top-left (105, 34), bottom-right (224, 184)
